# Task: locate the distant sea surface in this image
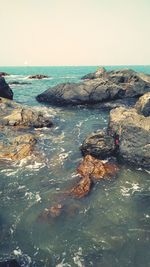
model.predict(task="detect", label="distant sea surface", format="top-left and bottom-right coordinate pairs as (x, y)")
top-left (0, 66), bottom-right (150, 267)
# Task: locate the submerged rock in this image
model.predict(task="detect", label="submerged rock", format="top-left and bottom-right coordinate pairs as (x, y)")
top-left (135, 92), bottom-right (150, 117)
top-left (36, 69), bottom-right (150, 106)
top-left (0, 77), bottom-right (13, 100)
top-left (9, 81), bottom-right (31, 85)
top-left (28, 74), bottom-right (49, 79)
top-left (0, 97), bottom-right (53, 128)
top-left (70, 175), bottom-right (92, 198)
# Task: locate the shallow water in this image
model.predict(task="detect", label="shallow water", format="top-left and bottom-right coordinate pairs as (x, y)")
top-left (0, 66), bottom-right (150, 267)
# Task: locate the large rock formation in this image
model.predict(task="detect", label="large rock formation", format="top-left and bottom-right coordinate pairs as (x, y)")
top-left (0, 77), bottom-right (13, 100)
top-left (36, 69), bottom-right (150, 106)
top-left (108, 106), bottom-right (150, 168)
top-left (0, 97), bottom-right (53, 128)
top-left (81, 94), bottom-right (150, 168)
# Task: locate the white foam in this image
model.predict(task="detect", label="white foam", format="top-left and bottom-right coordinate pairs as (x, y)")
top-left (121, 182), bottom-right (141, 197)
top-left (25, 191), bottom-right (41, 203)
top-left (73, 247), bottom-right (85, 267)
top-left (56, 259), bottom-right (71, 267)
top-left (13, 248), bottom-right (22, 256)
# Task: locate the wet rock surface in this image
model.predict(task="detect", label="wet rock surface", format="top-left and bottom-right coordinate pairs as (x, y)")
top-left (0, 77), bottom-right (13, 100)
top-left (36, 68), bottom-right (150, 106)
top-left (69, 155), bottom-right (119, 198)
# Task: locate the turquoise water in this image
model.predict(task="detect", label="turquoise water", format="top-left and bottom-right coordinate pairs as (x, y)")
top-left (0, 66), bottom-right (150, 267)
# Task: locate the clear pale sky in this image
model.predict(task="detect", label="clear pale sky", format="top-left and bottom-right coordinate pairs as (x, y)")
top-left (0, 0), bottom-right (150, 66)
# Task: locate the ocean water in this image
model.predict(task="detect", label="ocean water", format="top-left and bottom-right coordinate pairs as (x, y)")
top-left (0, 66), bottom-right (150, 267)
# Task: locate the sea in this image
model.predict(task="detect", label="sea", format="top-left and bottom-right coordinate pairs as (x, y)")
top-left (0, 66), bottom-right (150, 267)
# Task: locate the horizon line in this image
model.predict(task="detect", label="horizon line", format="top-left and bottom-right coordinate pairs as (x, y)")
top-left (0, 64), bottom-right (150, 67)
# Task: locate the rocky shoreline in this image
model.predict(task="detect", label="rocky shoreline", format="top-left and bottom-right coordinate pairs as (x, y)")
top-left (0, 68), bottom-right (150, 265)
top-left (0, 69), bottom-right (150, 167)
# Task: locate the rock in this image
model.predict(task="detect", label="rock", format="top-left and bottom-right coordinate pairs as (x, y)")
top-left (36, 69), bottom-right (150, 106)
top-left (0, 72), bottom-right (9, 77)
top-left (77, 155), bottom-right (119, 182)
top-left (0, 97), bottom-right (53, 128)
top-left (0, 133), bottom-right (36, 161)
top-left (108, 107), bottom-right (150, 168)
top-left (0, 259), bottom-right (20, 267)
top-left (81, 130), bottom-right (115, 159)
top-left (9, 81), bottom-right (31, 85)
top-left (69, 155), bottom-right (118, 198)
top-left (81, 67), bottom-right (106, 80)
top-left (39, 204), bottom-right (64, 221)
top-left (70, 175), bottom-right (92, 198)
top-left (135, 92), bottom-right (150, 116)
top-left (28, 74), bottom-right (49, 79)
top-left (98, 97), bottom-right (137, 110)
top-left (0, 77), bottom-right (13, 100)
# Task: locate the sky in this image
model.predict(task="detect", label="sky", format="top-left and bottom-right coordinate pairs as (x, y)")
top-left (0, 0), bottom-right (150, 66)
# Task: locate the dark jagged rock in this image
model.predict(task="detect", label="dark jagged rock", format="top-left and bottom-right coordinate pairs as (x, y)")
top-left (0, 77), bottom-right (13, 100)
top-left (0, 259), bottom-right (20, 267)
top-left (36, 69), bottom-right (150, 106)
top-left (0, 72), bottom-right (9, 77)
top-left (135, 92), bottom-right (150, 117)
top-left (28, 74), bottom-right (49, 79)
top-left (81, 130), bottom-right (115, 159)
top-left (0, 97), bottom-right (53, 128)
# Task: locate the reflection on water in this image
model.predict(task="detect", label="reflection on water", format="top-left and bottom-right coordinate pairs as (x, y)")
top-left (0, 66), bottom-right (150, 266)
